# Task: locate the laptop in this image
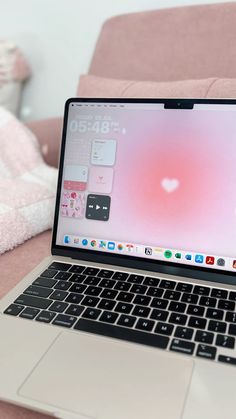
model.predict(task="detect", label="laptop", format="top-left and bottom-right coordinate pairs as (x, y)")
top-left (1, 97), bottom-right (236, 419)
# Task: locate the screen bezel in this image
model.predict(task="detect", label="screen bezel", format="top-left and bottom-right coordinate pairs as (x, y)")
top-left (51, 97), bottom-right (236, 286)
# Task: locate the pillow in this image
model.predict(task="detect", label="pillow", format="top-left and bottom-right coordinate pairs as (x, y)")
top-left (77, 74), bottom-right (236, 98)
top-left (0, 107), bottom-right (57, 254)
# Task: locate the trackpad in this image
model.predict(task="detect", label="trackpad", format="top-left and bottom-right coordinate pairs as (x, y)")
top-left (19, 331), bottom-right (193, 419)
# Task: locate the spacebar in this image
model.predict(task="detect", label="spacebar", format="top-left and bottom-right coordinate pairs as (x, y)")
top-left (74, 319), bottom-right (169, 349)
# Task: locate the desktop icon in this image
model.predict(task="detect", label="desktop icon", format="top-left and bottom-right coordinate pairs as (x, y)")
top-left (82, 239), bottom-right (88, 246)
top-left (108, 241), bottom-right (115, 250)
top-left (195, 254), bottom-right (204, 263)
top-left (206, 256), bottom-right (215, 265)
top-left (217, 258), bottom-right (225, 267)
top-left (64, 235), bottom-right (70, 244)
top-left (185, 254), bottom-right (192, 261)
top-left (164, 250), bottom-right (172, 258)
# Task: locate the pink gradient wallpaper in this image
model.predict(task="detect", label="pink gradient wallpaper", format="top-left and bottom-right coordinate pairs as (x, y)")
top-left (56, 103), bottom-right (236, 263)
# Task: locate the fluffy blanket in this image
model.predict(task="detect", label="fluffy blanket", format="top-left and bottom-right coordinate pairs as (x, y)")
top-left (0, 107), bottom-right (58, 254)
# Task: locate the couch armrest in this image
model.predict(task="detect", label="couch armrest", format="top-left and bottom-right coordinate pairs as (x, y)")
top-left (26, 117), bottom-right (63, 167)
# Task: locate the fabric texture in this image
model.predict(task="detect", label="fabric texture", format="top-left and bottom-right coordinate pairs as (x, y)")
top-left (78, 74), bottom-right (236, 99)
top-left (0, 107), bottom-right (57, 255)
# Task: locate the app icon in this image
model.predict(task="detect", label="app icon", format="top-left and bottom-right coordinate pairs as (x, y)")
top-left (217, 258), bottom-right (225, 267)
top-left (91, 240), bottom-right (97, 247)
top-left (117, 244), bottom-right (124, 251)
top-left (206, 256), bottom-right (215, 265)
top-left (99, 240), bottom-right (106, 249)
top-left (108, 241), bottom-right (115, 250)
top-left (175, 252), bottom-right (181, 259)
top-left (73, 237), bottom-right (79, 244)
top-left (164, 250), bottom-right (172, 258)
top-left (185, 254), bottom-right (192, 261)
top-left (82, 239), bottom-right (88, 246)
top-left (86, 194), bottom-right (111, 221)
top-left (126, 244), bottom-right (134, 252)
top-left (195, 254), bottom-right (204, 263)
top-left (154, 247), bottom-right (163, 254)
top-left (233, 260), bottom-right (236, 269)
top-left (64, 235), bottom-right (70, 244)
top-left (145, 247), bottom-right (152, 255)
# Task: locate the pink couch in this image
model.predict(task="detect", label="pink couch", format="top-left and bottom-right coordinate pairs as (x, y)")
top-left (1, 2), bottom-right (236, 417)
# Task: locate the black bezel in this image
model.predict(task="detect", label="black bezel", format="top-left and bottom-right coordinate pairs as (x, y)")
top-left (51, 97), bottom-right (236, 286)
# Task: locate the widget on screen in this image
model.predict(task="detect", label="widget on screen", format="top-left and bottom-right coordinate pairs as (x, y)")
top-left (86, 194), bottom-right (111, 221)
top-left (61, 191), bottom-right (85, 218)
top-left (88, 166), bottom-right (114, 194)
top-left (63, 165), bottom-right (88, 191)
top-left (91, 139), bottom-right (117, 166)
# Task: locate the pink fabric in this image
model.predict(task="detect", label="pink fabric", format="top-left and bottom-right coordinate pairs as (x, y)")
top-left (78, 74), bottom-right (236, 99)
top-left (90, 2), bottom-right (236, 82)
top-left (0, 108), bottom-right (57, 254)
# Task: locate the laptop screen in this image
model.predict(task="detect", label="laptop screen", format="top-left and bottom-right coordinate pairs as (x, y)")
top-left (55, 100), bottom-right (236, 273)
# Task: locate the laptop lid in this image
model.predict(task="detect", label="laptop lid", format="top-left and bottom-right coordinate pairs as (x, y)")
top-left (52, 98), bottom-right (236, 285)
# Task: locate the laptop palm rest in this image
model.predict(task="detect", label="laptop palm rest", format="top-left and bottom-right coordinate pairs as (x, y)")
top-left (19, 331), bottom-right (193, 419)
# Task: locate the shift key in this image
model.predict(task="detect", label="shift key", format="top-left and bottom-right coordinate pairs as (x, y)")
top-left (15, 294), bottom-right (52, 309)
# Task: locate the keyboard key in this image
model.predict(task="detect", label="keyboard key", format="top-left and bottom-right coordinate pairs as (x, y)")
top-left (49, 262), bottom-right (72, 271)
top-left (151, 298), bottom-right (168, 309)
top-left (130, 284), bottom-right (147, 294)
top-left (112, 272), bottom-right (129, 281)
top-left (41, 269), bottom-right (57, 278)
top-left (69, 284), bottom-right (87, 294)
top-left (65, 304), bottom-right (84, 317)
top-left (163, 290), bottom-right (181, 301)
top-left (211, 288), bottom-right (228, 299)
top-left (83, 267), bottom-right (100, 276)
top-left (24, 285), bottom-right (53, 298)
top-left (181, 293), bottom-right (199, 304)
top-left (115, 302), bottom-right (133, 314)
top-left (100, 289), bottom-right (118, 299)
top-left (176, 282), bottom-right (193, 293)
top-left (160, 280), bottom-right (176, 290)
top-left (127, 274), bottom-right (144, 284)
top-left (54, 271), bottom-right (72, 281)
top-left (52, 314), bottom-right (77, 328)
top-left (155, 322), bottom-right (174, 336)
top-left (216, 334), bottom-right (235, 349)
top-left (208, 320), bottom-right (226, 333)
top-left (97, 269), bottom-right (114, 278)
top-left (188, 316), bottom-right (206, 329)
top-left (206, 308), bottom-right (223, 320)
top-left (54, 280), bottom-right (72, 291)
top-left (65, 293), bottom-right (84, 304)
top-left (170, 339), bottom-right (195, 355)
top-left (85, 286), bottom-right (102, 297)
top-left (169, 301), bottom-right (186, 313)
top-left (132, 305), bottom-right (150, 317)
top-left (15, 295), bottom-right (52, 310)
top-left (147, 287), bottom-right (164, 298)
top-left (187, 305), bottom-right (205, 317)
top-left (99, 311), bottom-right (118, 324)
top-left (174, 327), bottom-right (193, 340)
top-left (197, 344), bottom-right (216, 360)
top-left (229, 291), bottom-right (236, 302)
top-left (68, 265), bottom-right (85, 274)
top-left (195, 330), bottom-right (214, 344)
top-left (228, 324), bottom-right (236, 336)
top-left (71, 274), bottom-right (86, 283)
top-left (133, 295), bottom-right (151, 306)
top-left (4, 304), bottom-right (24, 316)
top-left (117, 291), bottom-right (134, 303)
top-left (114, 282), bottom-right (131, 292)
top-left (49, 301), bottom-right (68, 313)
top-left (75, 318), bottom-right (169, 349)
top-left (49, 290), bottom-right (68, 301)
top-left (135, 318), bottom-right (155, 332)
top-left (218, 299), bottom-right (235, 311)
top-left (81, 296), bottom-right (99, 307)
top-left (33, 277), bottom-right (57, 288)
top-left (98, 299), bottom-right (116, 310)
top-left (82, 308), bottom-right (101, 320)
top-left (169, 313), bottom-right (187, 325)
top-left (199, 296), bottom-right (217, 308)
top-left (117, 314), bottom-right (136, 328)
top-left (35, 310), bottom-right (56, 323)
top-left (143, 277), bottom-right (160, 287)
top-left (226, 312), bottom-right (236, 323)
top-left (150, 309), bottom-right (169, 322)
top-left (218, 355), bottom-right (236, 365)
top-left (193, 285), bottom-right (210, 296)
top-left (99, 279), bottom-right (116, 288)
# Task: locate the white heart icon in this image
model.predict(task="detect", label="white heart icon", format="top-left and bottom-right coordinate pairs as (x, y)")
top-left (161, 178), bottom-right (179, 193)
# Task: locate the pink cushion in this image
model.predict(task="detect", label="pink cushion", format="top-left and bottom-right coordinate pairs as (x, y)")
top-left (78, 74), bottom-right (236, 99)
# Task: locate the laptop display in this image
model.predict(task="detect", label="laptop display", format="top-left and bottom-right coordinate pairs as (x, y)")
top-left (55, 100), bottom-right (236, 273)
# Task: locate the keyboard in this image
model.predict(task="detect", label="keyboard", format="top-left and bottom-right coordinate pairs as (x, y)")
top-left (3, 261), bottom-right (236, 366)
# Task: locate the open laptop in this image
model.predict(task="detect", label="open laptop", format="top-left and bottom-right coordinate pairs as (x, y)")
top-left (1, 97), bottom-right (236, 419)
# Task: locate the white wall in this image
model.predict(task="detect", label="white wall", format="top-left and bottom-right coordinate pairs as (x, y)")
top-left (0, 0), bottom-right (233, 121)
